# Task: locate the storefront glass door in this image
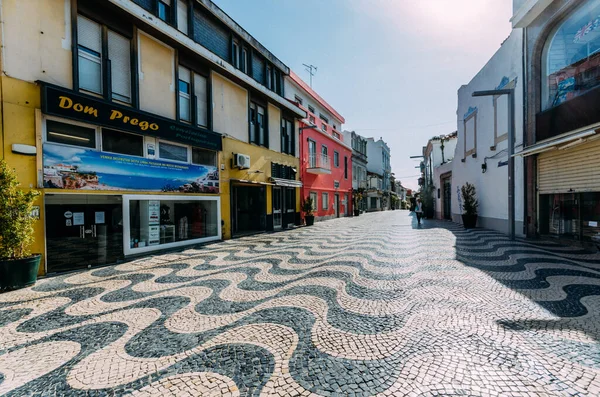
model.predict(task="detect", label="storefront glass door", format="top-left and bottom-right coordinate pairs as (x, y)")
top-left (45, 195), bottom-right (123, 273)
top-left (273, 187), bottom-right (283, 230)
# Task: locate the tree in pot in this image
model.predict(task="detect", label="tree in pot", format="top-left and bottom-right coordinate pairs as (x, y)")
top-left (301, 196), bottom-right (315, 226)
top-left (352, 188), bottom-right (364, 216)
top-left (0, 159), bottom-right (41, 291)
top-left (461, 182), bottom-right (478, 229)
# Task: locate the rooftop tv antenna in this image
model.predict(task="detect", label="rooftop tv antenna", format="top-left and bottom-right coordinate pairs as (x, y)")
top-left (303, 63), bottom-right (318, 88)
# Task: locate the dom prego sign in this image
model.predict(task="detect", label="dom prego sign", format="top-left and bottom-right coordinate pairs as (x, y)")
top-left (41, 83), bottom-right (222, 151)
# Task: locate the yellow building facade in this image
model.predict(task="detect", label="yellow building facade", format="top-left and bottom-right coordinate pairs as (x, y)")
top-left (0, 0), bottom-right (304, 276)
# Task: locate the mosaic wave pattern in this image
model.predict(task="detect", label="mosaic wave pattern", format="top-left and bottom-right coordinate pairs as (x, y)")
top-left (1, 211), bottom-right (600, 396)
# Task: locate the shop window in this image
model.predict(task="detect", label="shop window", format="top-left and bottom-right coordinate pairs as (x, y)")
top-left (127, 197), bottom-right (218, 253)
top-left (46, 120), bottom-right (96, 148)
top-left (159, 141), bottom-right (188, 162)
top-left (334, 151), bottom-right (339, 167)
top-left (192, 147), bottom-right (217, 166)
top-left (250, 102), bottom-right (267, 147)
top-left (285, 188), bottom-right (295, 213)
top-left (76, 15), bottom-right (132, 103)
top-left (176, 0), bottom-right (188, 34)
top-left (322, 192), bottom-right (329, 210)
top-left (543, 1), bottom-right (600, 110)
top-left (102, 129), bottom-right (143, 157)
top-left (309, 192), bottom-right (318, 211)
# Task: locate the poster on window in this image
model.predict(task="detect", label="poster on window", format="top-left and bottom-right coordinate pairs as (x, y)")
top-left (42, 142), bottom-right (219, 193)
top-left (148, 226), bottom-right (160, 246)
top-left (148, 201), bottom-right (160, 225)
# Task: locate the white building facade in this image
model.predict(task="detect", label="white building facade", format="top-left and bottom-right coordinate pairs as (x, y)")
top-left (452, 29), bottom-right (526, 236)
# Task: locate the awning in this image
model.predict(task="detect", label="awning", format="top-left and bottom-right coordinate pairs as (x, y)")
top-left (270, 177), bottom-right (303, 188)
top-left (230, 179), bottom-right (274, 186)
top-left (513, 128), bottom-right (598, 157)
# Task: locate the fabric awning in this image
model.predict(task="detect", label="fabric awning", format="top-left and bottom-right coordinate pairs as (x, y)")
top-left (514, 128), bottom-right (598, 157)
top-left (270, 178), bottom-right (302, 188)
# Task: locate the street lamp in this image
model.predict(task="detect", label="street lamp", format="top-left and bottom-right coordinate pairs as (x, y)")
top-left (472, 88), bottom-right (515, 240)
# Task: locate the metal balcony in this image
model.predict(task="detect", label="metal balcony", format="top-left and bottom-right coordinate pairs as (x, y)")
top-left (307, 154), bottom-right (331, 174)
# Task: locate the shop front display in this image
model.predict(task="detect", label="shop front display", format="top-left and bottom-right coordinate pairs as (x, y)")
top-left (124, 195), bottom-right (220, 255)
top-left (45, 195), bottom-right (123, 273)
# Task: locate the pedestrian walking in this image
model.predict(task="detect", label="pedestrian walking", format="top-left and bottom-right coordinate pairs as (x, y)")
top-left (415, 198), bottom-right (424, 225)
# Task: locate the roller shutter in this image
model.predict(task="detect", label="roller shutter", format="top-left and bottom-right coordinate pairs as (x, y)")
top-left (538, 137), bottom-right (600, 194)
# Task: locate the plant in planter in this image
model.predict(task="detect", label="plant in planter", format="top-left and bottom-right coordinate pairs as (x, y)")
top-left (0, 159), bottom-right (41, 290)
top-left (461, 182), bottom-right (478, 229)
top-left (352, 188), bottom-right (364, 216)
top-left (301, 196), bottom-right (315, 226)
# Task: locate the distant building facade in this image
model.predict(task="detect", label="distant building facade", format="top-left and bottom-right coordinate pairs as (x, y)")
top-left (286, 72), bottom-right (352, 222)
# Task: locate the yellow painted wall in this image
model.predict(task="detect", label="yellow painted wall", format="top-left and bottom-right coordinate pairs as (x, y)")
top-left (138, 32), bottom-right (176, 119)
top-left (220, 137), bottom-right (299, 239)
top-left (268, 104), bottom-right (281, 153)
top-left (0, 77), bottom-right (46, 275)
top-left (1, 0), bottom-right (72, 87)
top-left (211, 72), bottom-right (248, 141)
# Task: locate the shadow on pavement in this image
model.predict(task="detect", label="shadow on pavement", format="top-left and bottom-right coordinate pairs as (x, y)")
top-left (410, 212), bottom-right (600, 342)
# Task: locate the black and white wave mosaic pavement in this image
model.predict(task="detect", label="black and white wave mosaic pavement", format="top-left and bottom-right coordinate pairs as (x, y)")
top-left (1, 211), bottom-right (600, 396)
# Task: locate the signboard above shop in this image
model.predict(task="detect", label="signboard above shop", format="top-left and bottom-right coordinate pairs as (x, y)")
top-left (40, 83), bottom-right (222, 151)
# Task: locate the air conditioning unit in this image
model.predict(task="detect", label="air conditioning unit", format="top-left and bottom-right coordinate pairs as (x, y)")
top-left (234, 153), bottom-right (251, 169)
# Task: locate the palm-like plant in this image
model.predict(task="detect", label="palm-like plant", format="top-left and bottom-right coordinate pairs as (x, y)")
top-left (461, 182), bottom-right (478, 216)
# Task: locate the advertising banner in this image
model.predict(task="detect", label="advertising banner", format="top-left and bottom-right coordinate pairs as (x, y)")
top-left (43, 143), bottom-right (219, 193)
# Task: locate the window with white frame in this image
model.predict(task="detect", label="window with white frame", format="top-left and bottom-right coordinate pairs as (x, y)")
top-left (102, 128), bottom-right (143, 157)
top-left (46, 120), bottom-right (97, 149)
top-left (322, 192), bottom-right (329, 210)
top-left (176, 0), bottom-right (188, 33)
top-left (178, 66), bottom-right (192, 123)
top-left (77, 15), bottom-right (132, 103)
top-left (178, 65), bottom-right (208, 127)
top-left (159, 141), bottom-right (188, 162)
top-left (309, 192), bottom-right (317, 211)
top-left (464, 108), bottom-right (477, 159)
top-left (334, 151), bottom-right (339, 167)
top-left (192, 147), bottom-right (217, 166)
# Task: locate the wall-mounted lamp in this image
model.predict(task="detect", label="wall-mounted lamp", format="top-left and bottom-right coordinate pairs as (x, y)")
top-left (481, 162), bottom-right (487, 173)
top-left (12, 144), bottom-right (36, 156)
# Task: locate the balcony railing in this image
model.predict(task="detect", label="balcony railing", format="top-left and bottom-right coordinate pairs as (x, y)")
top-left (307, 153), bottom-right (331, 174)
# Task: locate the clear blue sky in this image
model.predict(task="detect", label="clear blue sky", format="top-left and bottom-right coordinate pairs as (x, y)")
top-left (213, 0), bottom-right (513, 190)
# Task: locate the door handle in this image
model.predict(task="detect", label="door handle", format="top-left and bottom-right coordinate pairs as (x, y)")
top-left (80, 226), bottom-right (85, 238)
top-left (92, 224), bottom-right (97, 238)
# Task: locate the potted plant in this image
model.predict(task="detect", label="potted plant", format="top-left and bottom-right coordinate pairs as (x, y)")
top-left (352, 188), bottom-right (364, 216)
top-left (0, 159), bottom-right (41, 290)
top-left (461, 182), bottom-right (478, 228)
top-left (301, 196), bottom-right (315, 226)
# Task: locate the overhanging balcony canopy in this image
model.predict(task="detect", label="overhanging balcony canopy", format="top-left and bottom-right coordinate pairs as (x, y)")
top-left (514, 127), bottom-right (599, 157)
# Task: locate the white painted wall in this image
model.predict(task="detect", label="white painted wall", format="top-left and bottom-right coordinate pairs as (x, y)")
top-left (366, 138), bottom-right (391, 190)
top-left (453, 29), bottom-right (525, 236)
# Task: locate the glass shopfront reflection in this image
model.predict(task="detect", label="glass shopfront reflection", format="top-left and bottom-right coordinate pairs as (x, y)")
top-left (125, 195), bottom-right (220, 255)
top-left (539, 192), bottom-right (600, 244)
